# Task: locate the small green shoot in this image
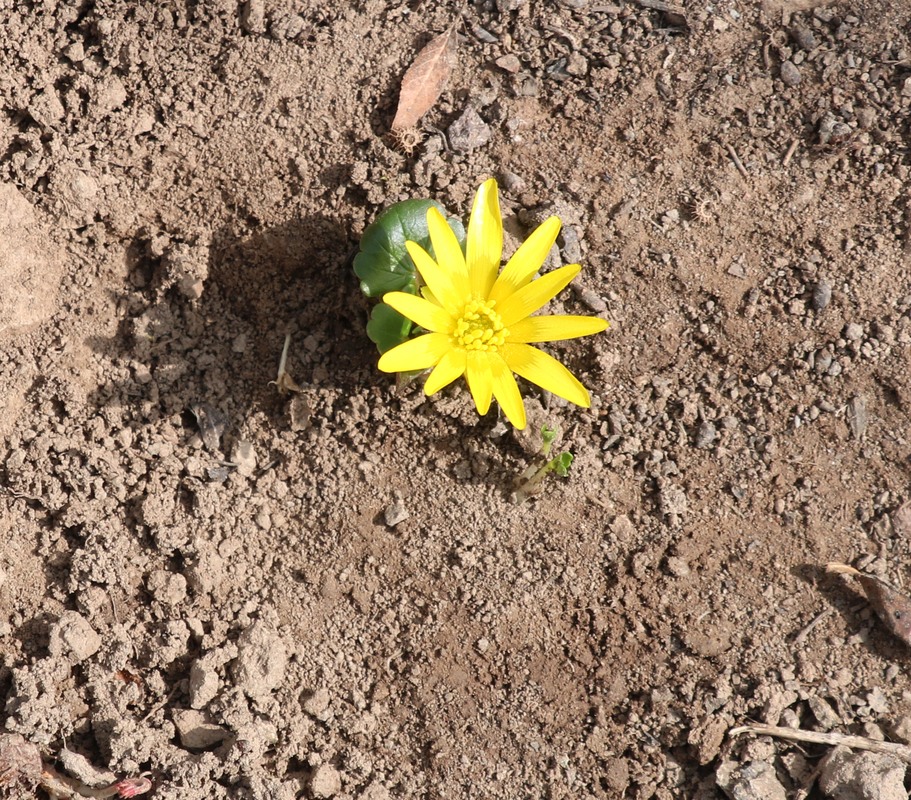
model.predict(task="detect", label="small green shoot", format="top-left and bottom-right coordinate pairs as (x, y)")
top-left (513, 425), bottom-right (575, 503)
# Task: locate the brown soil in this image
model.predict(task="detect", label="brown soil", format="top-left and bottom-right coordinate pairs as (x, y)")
top-left (2, 1), bottom-right (911, 798)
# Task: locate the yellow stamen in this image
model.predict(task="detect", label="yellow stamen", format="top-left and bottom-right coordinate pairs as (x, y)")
top-left (453, 298), bottom-right (508, 352)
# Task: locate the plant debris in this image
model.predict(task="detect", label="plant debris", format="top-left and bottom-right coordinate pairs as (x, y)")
top-left (730, 722), bottom-right (911, 765)
top-left (826, 562), bottom-right (911, 647)
top-left (0, 734), bottom-right (152, 799)
top-left (391, 25), bottom-right (458, 135)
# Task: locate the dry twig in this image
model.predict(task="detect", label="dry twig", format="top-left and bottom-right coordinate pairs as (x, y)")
top-left (730, 723), bottom-right (911, 765)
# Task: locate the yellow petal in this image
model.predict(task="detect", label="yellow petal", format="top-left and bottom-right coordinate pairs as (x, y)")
top-left (508, 315), bottom-right (608, 343)
top-left (490, 354), bottom-right (526, 429)
top-left (466, 179), bottom-right (502, 299)
top-left (426, 208), bottom-right (469, 290)
top-left (498, 264), bottom-right (581, 327)
top-left (501, 342), bottom-right (591, 407)
top-left (378, 333), bottom-right (450, 373)
top-left (424, 349), bottom-right (467, 395)
top-left (383, 291), bottom-right (453, 333)
top-left (405, 241), bottom-right (461, 314)
top-left (488, 216), bottom-right (561, 304)
top-left (465, 350), bottom-right (493, 415)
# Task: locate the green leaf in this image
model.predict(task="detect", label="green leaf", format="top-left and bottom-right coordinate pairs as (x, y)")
top-left (552, 452), bottom-right (574, 478)
top-left (354, 199), bottom-right (466, 298)
top-left (366, 302), bottom-right (414, 353)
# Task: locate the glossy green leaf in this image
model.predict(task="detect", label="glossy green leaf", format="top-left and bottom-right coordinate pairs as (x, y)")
top-left (552, 452), bottom-right (574, 478)
top-left (366, 302), bottom-right (413, 354)
top-left (354, 199), bottom-right (466, 298)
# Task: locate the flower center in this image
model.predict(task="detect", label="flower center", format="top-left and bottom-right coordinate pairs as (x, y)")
top-left (453, 297), bottom-right (509, 352)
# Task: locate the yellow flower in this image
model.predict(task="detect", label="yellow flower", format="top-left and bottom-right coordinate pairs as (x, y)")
top-left (377, 179), bottom-right (608, 430)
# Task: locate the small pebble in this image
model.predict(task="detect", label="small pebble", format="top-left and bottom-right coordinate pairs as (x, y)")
top-left (447, 107), bottom-right (491, 153)
top-left (808, 696), bottom-right (841, 730)
top-left (811, 279), bottom-right (832, 311)
top-left (384, 498), bottom-right (409, 527)
top-left (230, 439), bottom-right (257, 477)
top-left (846, 395), bottom-right (867, 439)
top-left (844, 322), bottom-right (864, 341)
top-left (495, 54), bottom-right (522, 74)
top-left (716, 760), bottom-right (787, 800)
top-left (780, 61), bottom-right (802, 86)
top-left (694, 421), bottom-right (717, 449)
top-left (791, 24), bottom-right (817, 51)
top-left (665, 556), bottom-right (690, 577)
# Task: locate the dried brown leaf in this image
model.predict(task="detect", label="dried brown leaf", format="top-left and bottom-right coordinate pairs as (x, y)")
top-left (391, 25), bottom-right (458, 133)
top-left (827, 562), bottom-right (911, 647)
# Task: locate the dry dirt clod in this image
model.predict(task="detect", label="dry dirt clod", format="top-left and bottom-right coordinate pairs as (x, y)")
top-left (48, 611), bottom-right (101, 664)
top-left (309, 763), bottom-right (342, 798)
top-left (232, 621), bottom-right (287, 701)
top-left (818, 747), bottom-right (907, 800)
top-left (172, 709), bottom-right (229, 750)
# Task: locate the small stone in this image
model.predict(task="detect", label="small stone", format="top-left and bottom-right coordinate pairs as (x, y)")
top-left (230, 439), bottom-right (257, 477)
top-left (658, 484), bottom-right (687, 525)
top-left (844, 322), bottom-right (864, 341)
top-left (891, 503), bottom-right (911, 538)
top-left (716, 760), bottom-right (787, 800)
top-left (780, 61), bottom-right (802, 87)
top-left (172, 709), bottom-right (229, 750)
top-left (560, 225), bottom-right (584, 263)
top-left (811, 279), bottom-right (832, 311)
top-left (846, 395), bottom-right (867, 439)
top-left (694, 421), bottom-right (717, 449)
top-left (232, 621), bottom-right (287, 701)
top-left (447, 107), bottom-right (492, 153)
top-left (665, 556), bottom-right (690, 577)
top-left (808, 696), bottom-right (841, 730)
top-left (384, 497), bottom-right (409, 527)
top-left (762, 690), bottom-right (799, 725)
top-left (889, 714), bottom-right (911, 744)
top-left (791, 24), bottom-right (817, 51)
top-left (495, 54), bottom-right (522, 73)
top-left (48, 612), bottom-right (101, 664)
top-left (500, 171), bottom-right (526, 194)
top-left (610, 514), bottom-right (636, 544)
top-left (866, 687), bottom-right (889, 714)
top-left (818, 747), bottom-right (906, 800)
top-left (309, 763), bottom-right (342, 798)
